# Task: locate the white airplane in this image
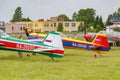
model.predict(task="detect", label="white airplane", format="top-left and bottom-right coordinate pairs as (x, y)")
top-left (0, 30), bottom-right (64, 60)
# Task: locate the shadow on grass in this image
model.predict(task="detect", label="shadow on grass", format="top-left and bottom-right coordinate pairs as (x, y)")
top-left (0, 54), bottom-right (64, 62)
top-left (111, 47), bottom-right (120, 50)
top-left (65, 53), bottom-right (82, 56)
top-left (0, 55), bottom-right (30, 61)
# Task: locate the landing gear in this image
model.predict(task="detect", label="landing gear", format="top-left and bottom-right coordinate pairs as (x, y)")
top-left (32, 53), bottom-right (36, 55)
top-left (50, 54), bottom-right (55, 61)
top-left (18, 52), bottom-right (23, 57)
top-left (51, 57), bottom-right (55, 61)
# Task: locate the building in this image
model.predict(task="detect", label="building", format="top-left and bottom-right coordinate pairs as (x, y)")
top-left (5, 22), bottom-right (26, 34)
top-left (26, 17), bottom-right (84, 32)
top-left (109, 15), bottom-right (120, 23)
top-left (106, 23), bottom-right (120, 32)
top-left (106, 15), bottom-right (120, 32)
top-left (63, 21), bottom-right (82, 32)
top-left (26, 21), bottom-right (83, 32)
top-left (50, 17), bottom-right (64, 21)
top-left (25, 20), bottom-right (44, 33)
top-left (4, 17), bottom-right (84, 34)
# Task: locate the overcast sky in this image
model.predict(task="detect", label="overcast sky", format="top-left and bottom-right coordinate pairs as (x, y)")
top-left (0, 0), bottom-right (120, 22)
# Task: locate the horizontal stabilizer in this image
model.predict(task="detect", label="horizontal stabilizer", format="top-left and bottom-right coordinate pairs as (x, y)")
top-left (27, 39), bottom-right (42, 43)
top-left (33, 48), bottom-right (56, 52)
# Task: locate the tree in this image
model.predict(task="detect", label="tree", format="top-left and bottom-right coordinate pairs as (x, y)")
top-left (106, 14), bottom-right (112, 26)
top-left (58, 14), bottom-right (70, 21)
top-left (76, 8), bottom-right (96, 28)
top-left (57, 23), bottom-right (63, 32)
top-left (99, 16), bottom-right (104, 29)
top-left (94, 15), bottom-right (104, 32)
top-left (72, 12), bottom-right (77, 21)
top-left (10, 7), bottom-right (32, 22)
top-left (11, 7), bottom-right (23, 22)
top-left (94, 15), bottom-right (99, 28)
top-left (118, 8), bottom-right (120, 15)
top-left (95, 25), bottom-right (102, 32)
top-left (20, 17), bottom-right (32, 22)
top-left (113, 27), bottom-right (120, 32)
top-left (78, 22), bottom-right (85, 32)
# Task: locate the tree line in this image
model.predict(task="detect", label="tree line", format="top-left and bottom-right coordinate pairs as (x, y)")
top-left (11, 7), bottom-right (120, 32)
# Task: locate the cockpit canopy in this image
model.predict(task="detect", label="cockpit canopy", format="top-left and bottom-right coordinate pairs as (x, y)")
top-left (0, 30), bottom-right (10, 38)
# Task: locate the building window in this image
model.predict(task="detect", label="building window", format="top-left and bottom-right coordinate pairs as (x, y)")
top-left (72, 23), bottom-right (76, 27)
top-left (54, 23), bottom-right (56, 27)
top-left (23, 27), bottom-right (25, 30)
top-left (20, 27), bottom-right (22, 31)
top-left (65, 23), bottom-right (69, 27)
top-left (12, 27), bottom-right (14, 30)
top-left (44, 24), bottom-right (46, 27)
top-left (51, 24), bottom-right (53, 27)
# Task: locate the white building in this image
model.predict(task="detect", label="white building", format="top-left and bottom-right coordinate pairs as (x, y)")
top-left (106, 22), bottom-right (120, 32)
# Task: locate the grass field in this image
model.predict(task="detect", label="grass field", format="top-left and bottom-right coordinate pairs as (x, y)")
top-left (0, 47), bottom-right (120, 80)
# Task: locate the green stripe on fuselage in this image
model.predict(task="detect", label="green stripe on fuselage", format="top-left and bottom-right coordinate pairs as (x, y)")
top-left (0, 46), bottom-right (63, 58)
top-left (3, 37), bottom-right (40, 45)
top-left (2, 37), bottom-right (54, 48)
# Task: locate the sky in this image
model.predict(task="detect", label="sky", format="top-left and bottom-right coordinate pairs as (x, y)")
top-left (0, 0), bottom-right (120, 22)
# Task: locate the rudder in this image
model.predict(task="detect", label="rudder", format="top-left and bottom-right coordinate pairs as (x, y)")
top-left (92, 34), bottom-right (109, 48)
top-left (41, 32), bottom-right (64, 50)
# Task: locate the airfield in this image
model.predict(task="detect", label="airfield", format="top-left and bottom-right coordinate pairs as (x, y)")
top-left (0, 46), bottom-right (120, 80)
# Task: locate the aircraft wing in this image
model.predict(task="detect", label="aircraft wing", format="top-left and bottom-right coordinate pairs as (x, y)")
top-left (27, 39), bottom-right (42, 43)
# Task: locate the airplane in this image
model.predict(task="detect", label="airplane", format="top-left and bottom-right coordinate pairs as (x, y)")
top-left (84, 30), bottom-right (120, 46)
top-left (25, 31), bottom-right (110, 54)
top-left (99, 31), bottom-right (120, 45)
top-left (0, 30), bottom-right (64, 60)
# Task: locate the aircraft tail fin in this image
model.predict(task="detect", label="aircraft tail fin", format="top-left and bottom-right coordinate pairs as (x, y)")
top-left (41, 32), bottom-right (64, 58)
top-left (92, 34), bottom-right (110, 48)
top-left (41, 32), bottom-right (63, 49)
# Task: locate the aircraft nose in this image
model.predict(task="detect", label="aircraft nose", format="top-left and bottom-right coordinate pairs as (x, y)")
top-left (85, 33), bottom-right (92, 41)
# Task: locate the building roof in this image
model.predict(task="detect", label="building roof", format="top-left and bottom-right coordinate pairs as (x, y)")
top-left (110, 15), bottom-right (120, 22)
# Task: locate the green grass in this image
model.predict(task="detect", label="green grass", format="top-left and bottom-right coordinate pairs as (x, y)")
top-left (0, 47), bottom-right (120, 80)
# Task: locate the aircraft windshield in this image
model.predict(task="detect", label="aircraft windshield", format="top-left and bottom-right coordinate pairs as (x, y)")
top-left (0, 30), bottom-right (10, 38)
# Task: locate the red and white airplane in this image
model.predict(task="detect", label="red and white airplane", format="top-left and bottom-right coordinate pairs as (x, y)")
top-left (99, 31), bottom-right (120, 44)
top-left (0, 30), bottom-right (64, 60)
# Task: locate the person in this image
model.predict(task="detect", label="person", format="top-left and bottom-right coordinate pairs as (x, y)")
top-left (18, 35), bottom-right (30, 57)
top-left (18, 35), bottom-right (23, 57)
top-left (18, 51), bottom-right (23, 57)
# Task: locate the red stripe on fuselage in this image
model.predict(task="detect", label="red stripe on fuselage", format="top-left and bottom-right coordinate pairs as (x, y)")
top-left (47, 50), bottom-right (64, 54)
top-left (0, 40), bottom-right (41, 51)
